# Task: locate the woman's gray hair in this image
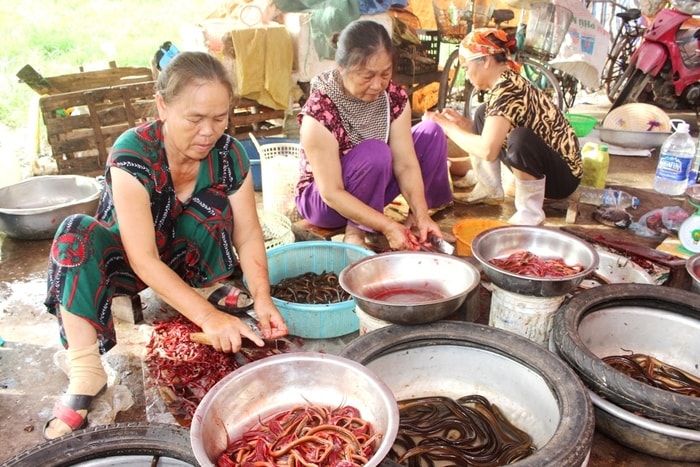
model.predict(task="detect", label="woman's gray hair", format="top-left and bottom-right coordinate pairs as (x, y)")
top-left (335, 20), bottom-right (395, 70)
top-left (155, 51), bottom-right (236, 105)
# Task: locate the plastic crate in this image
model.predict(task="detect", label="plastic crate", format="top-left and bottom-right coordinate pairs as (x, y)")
top-left (258, 210), bottom-right (295, 250)
top-left (262, 241), bottom-right (376, 338)
top-left (397, 29), bottom-right (440, 75)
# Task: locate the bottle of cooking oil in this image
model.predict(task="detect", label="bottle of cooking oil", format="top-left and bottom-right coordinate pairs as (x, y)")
top-left (580, 142), bottom-right (609, 189)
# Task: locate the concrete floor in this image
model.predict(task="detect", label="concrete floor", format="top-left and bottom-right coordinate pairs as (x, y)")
top-left (1, 98), bottom-right (699, 465)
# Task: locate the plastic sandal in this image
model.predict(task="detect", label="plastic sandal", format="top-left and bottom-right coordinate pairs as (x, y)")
top-left (42, 384), bottom-right (107, 440)
top-left (206, 285), bottom-right (254, 315)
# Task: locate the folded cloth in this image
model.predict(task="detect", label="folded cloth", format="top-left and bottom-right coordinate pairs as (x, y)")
top-left (230, 24), bottom-right (294, 110)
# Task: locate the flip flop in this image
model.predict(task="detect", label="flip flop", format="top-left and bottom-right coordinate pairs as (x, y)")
top-left (42, 384), bottom-right (107, 441)
top-left (207, 284), bottom-right (254, 315)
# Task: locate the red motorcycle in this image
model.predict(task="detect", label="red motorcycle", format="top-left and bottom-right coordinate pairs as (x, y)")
top-left (610, 0), bottom-right (700, 110)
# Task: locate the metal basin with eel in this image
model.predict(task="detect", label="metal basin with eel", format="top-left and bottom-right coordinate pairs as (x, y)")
top-left (471, 225), bottom-right (599, 297)
top-left (340, 321), bottom-right (594, 466)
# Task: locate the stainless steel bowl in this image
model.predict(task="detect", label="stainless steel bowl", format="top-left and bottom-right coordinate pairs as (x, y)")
top-left (597, 126), bottom-right (671, 149)
top-left (471, 226), bottom-right (599, 297)
top-left (190, 352), bottom-right (399, 467)
top-left (590, 390), bottom-right (700, 462)
top-left (0, 175), bottom-right (102, 240)
top-left (338, 251), bottom-right (481, 324)
top-left (687, 253), bottom-right (700, 294)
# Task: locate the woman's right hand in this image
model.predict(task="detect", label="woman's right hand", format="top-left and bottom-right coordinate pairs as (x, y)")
top-left (198, 309), bottom-right (264, 353)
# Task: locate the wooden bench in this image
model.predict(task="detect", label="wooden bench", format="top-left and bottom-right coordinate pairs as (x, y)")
top-left (291, 219), bottom-right (345, 241)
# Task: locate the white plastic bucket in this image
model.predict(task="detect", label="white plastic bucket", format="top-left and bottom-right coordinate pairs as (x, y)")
top-left (488, 284), bottom-right (566, 347)
top-left (356, 306), bottom-right (391, 335)
top-left (259, 143), bottom-right (300, 216)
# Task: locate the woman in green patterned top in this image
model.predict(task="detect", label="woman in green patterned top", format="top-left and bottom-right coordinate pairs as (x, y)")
top-left (42, 51), bottom-right (288, 440)
top-left (424, 28), bottom-right (582, 225)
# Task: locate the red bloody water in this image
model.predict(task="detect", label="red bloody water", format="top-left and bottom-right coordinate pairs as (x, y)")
top-left (368, 282), bottom-right (446, 304)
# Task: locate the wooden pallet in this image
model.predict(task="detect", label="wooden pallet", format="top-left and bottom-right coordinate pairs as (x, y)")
top-left (228, 97), bottom-right (285, 139)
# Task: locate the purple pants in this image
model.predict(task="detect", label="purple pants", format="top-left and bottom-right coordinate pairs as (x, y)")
top-left (296, 120), bottom-right (452, 230)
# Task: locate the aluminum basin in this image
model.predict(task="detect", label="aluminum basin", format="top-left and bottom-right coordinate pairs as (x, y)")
top-left (339, 251), bottom-right (481, 324)
top-left (0, 175), bottom-right (102, 240)
top-left (471, 225), bottom-right (599, 297)
top-left (190, 352), bottom-right (399, 467)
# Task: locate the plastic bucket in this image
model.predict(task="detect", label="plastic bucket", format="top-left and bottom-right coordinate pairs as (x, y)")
top-left (489, 284), bottom-right (566, 346)
top-left (355, 306), bottom-right (392, 335)
top-left (259, 142), bottom-right (300, 216)
top-left (453, 218), bottom-right (507, 256)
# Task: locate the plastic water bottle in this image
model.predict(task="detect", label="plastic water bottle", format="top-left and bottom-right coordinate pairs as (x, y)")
top-left (654, 121), bottom-right (696, 195)
top-left (580, 143), bottom-right (610, 189)
top-left (688, 135), bottom-right (700, 187)
top-left (579, 187), bottom-right (640, 209)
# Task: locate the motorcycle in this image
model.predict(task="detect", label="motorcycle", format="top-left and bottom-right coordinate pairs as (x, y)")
top-left (610, 0), bottom-right (700, 110)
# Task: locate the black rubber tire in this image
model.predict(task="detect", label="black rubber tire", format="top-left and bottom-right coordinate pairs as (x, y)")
top-left (610, 67), bottom-right (651, 110)
top-left (551, 283), bottom-right (700, 429)
top-left (1, 422), bottom-right (197, 467)
top-left (340, 321), bottom-right (595, 467)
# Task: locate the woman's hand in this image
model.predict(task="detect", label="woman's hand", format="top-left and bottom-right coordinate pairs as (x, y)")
top-left (253, 297), bottom-right (289, 339)
top-left (383, 220), bottom-right (421, 251)
top-left (423, 109), bottom-right (473, 133)
top-left (198, 309), bottom-right (265, 353)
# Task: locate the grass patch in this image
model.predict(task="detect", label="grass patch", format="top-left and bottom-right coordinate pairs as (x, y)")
top-left (1, 0), bottom-right (219, 129)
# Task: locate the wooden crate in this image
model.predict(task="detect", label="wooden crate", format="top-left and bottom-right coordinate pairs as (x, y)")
top-left (228, 97), bottom-right (285, 139)
top-left (39, 81), bottom-right (156, 175)
top-left (17, 64), bottom-right (153, 95)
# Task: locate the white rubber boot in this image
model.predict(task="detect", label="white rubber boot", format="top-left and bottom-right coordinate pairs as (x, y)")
top-left (452, 170), bottom-right (477, 188)
top-left (508, 177), bottom-right (546, 226)
top-left (454, 158), bottom-right (504, 205)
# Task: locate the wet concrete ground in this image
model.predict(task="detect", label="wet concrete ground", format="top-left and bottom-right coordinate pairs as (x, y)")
top-left (1, 99), bottom-right (699, 465)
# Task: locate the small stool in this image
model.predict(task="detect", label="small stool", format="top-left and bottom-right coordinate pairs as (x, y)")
top-left (111, 294), bottom-right (143, 324)
top-left (291, 219), bottom-right (345, 241)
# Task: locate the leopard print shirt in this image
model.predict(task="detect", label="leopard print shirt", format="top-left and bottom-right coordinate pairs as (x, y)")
top-left (486, 69), bottom-right (582, 178)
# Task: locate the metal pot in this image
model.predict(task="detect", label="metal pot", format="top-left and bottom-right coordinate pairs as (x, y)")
top-left (338, 251), bottom-right (481, 324)
top-left (0, 175), bottom-right (102, 240)
top-left (471, 226), bottom-right (599, 297)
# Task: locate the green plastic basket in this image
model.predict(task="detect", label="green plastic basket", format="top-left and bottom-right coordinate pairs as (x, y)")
top-left (566, 113), bottom-right (599, 137)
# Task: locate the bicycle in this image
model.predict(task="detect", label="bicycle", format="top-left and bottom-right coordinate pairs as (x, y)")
top-left (599, 6), bottom-right (645, 102)
top-left (437, 4), bottom-right (570, 118)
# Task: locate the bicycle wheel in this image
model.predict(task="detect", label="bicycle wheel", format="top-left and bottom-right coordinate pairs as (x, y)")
top-left (553, 68), bottom-right (579, 110)
top-left (604, 33), bottom-right (641, 102)
top-left (520, 58), bottom-right (564, 109)
top-left (438, 48), bottom-right (469, 116)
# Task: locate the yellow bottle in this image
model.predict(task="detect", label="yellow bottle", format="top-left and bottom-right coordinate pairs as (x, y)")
top-left (581, 143), bottom-right (609, 189)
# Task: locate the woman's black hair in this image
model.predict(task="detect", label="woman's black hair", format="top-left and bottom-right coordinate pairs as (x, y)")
top-left (334, 20), bottom-right (396, 69)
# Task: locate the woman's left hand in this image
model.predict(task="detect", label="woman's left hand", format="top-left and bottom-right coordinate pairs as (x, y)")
top-left (253, 297), bottom-right (289, 339)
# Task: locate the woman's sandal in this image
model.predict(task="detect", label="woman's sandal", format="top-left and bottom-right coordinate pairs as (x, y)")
top-left (206, 285), bottom-right (254, 315)
top-left (42, 384), bottom-right (107, 441)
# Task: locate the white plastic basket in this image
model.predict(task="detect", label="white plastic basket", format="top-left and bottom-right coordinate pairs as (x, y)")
top-left (259, 142), bottom-right (300, 217)
top-left (258, 210), bottom-right (295, 250)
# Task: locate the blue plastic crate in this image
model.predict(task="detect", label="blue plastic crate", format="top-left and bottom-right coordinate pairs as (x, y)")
top-left (239, 137), bottom-right (299, 191)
